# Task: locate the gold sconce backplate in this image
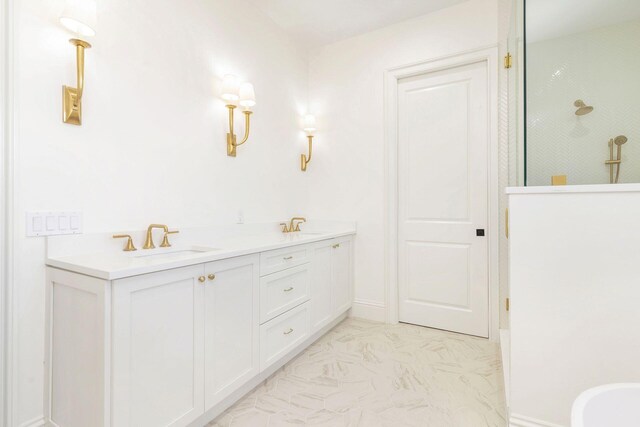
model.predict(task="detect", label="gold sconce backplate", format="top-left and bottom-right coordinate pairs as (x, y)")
top-left (227, 133), bottom-right (237, 157)
top-left (62, 86), bottom-right (81, 125)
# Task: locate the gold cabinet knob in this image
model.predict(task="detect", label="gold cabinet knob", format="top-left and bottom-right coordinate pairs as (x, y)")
top-left (198, 276), bottom-right (206, 283)
top-left (332, 243), bottom-right (340, 249)
top-left (208, 274), bottom-right (216, 281)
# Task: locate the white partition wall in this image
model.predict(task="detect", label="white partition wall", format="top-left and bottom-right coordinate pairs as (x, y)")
top-left (508, 185), bottom-right (640, 426)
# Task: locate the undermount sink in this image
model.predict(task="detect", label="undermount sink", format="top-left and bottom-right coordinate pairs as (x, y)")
top-left (130, 246), bottom-right (220, 259)
top-left (287, 232), bottom-right (324, 237)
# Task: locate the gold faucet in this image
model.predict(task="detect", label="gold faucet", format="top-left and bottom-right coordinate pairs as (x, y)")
top-left (160, 230), bottom-right (180, 247)
top-left (113, 234), bottom-right (137, 251)
top-left (143, 224), bottom-right (170, 249)
top-left (280, 217), bottom-right (306, 233)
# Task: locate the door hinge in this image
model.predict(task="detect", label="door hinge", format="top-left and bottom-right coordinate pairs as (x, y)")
top-left (506, 298), bottom-right (510, 312)
top-left (504, 52), bottom-right (512, 69)
top-left (505, 208), bottom-right (509, 239)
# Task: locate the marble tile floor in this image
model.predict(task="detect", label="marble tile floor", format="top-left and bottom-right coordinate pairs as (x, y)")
top-left (208, 317), bottom-right (506, 427)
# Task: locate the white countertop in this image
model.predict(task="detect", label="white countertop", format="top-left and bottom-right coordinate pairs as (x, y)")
top-left (46, 225), bottom-right (356, 280)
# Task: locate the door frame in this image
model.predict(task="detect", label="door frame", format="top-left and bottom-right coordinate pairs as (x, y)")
top-left (1, 0), bottom-right (15, 424)
top-left (383, 45), bottom-right (500, 341)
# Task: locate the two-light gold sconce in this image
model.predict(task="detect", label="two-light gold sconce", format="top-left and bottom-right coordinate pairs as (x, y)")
top-left (60, 0), bottom-right (96, 125)
top-left (221, 75), bottom-right (256, 157)
top-left (301, 114), bottom-right (316, 171)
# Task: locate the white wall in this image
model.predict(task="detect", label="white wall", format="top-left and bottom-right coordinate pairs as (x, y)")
top-left (10, 1), bottom-right (309, 425)
top-left (306, 0), bottom-right (500, 321)
top-left (508, 186), bottom-right (640, 426)
top-left (526, 19), bottom-right (640, 186)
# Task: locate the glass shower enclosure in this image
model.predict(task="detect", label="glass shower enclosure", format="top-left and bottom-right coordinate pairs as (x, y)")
top-left (524, 0), bottom-right (640, 186)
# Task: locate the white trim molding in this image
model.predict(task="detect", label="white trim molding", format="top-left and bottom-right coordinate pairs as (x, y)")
top-left (349, 299), bottom-right (386, 322)
top-left (1, 0), bottom-right (15, 426)
top-left (510, 413), bottom-right (566, 427)
top-left (18, 416), bottom-right (45, 427)
top-left (383, 45), bottom-right (501, 341)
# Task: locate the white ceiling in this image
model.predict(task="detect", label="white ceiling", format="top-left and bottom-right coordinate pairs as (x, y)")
top-left (527, 0), bottom-right (640, 42)
top-left (249, 0), bottom-right (468, 48)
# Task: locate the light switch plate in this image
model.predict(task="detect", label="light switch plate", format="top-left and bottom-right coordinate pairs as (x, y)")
top-left (26, 211), bottom-right (82, 237)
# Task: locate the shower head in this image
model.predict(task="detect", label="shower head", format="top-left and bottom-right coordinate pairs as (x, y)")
top-left (614, 135), bottom-right (628, 146)
top-left (574, 99), bottom-right (594, 116)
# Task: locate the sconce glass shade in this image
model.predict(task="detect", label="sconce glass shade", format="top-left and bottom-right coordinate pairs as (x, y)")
top-left (303, 114), bottom-right (317, 133)
top-left (60, 0), bottom-right (96, 38)
top-left (221, 74), bottom-right (240, 103)
top-left (239, 83), bottom-right (256, 108)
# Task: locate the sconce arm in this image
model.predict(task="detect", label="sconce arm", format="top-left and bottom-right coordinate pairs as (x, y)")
top-left (70, 39), bottom-right (91, 99)
top-left (234, 110), bottom-right (253, 147)
top-left (306, 135), bottom-right (313, 163)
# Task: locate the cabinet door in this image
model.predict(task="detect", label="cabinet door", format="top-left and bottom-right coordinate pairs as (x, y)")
top-left (332, 237), bottom-right (353, 316)
top-left (310, 242), bottom-right (333, 333)
top-left (204, 255), bottom-right (260, 409)
top-left (112, 265), bottom-right (205, 427)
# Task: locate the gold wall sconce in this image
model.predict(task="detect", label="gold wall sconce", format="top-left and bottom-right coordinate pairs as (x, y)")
top-left (301, 114), bottom-right (316, 171)
top-left (221, 74), bottom-right (256, 157)
top-left (60, 0), bottom-right (96, 125)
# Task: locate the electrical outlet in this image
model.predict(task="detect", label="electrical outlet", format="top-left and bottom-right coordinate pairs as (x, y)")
top-left (26, 211), bottom-right (83, 237)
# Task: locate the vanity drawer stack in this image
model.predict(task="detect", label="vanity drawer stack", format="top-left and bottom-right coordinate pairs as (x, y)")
top-left (259, 245), bottom-right (312, 370)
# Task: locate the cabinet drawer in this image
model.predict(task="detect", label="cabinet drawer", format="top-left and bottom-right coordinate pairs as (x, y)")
top-left (260, 245), bottom-right (309, 276)
top-left (260, 302), bottom-right (310, 371)
top-left (260, 264), bottom-right (310, 324)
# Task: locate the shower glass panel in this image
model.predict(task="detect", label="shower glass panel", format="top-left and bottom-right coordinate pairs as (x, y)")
top-left (524, 0), bottom-right (640, 186)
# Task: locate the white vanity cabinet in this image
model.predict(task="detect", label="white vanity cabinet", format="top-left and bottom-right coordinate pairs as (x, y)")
top-left (45, 234), bottom-right (354, 427)
top-left (310, 241), bottom-right (333, 332)
top-left (202, 256), bottom-right (260, 409)
top-left (110, 255), bottom-right (261, 427)
top-left (331, 236), bottom-right (353, 316)
top-left (309, 236), bottom-right (353, 333)
top-left (111, 265), bottom-right (207, 427)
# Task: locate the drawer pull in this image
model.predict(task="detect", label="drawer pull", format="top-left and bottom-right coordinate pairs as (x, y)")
top-left (283, 256), bottom-right (293, 260)
top-left (208, 274), bottom-right (216, 281)
top-left (332, 244), bottom-right (340, 249)
top-left (283, 328), bottom-right (294, 335)
top-left (283, 287), bottom-right (294, 292)
top-left (198, 276), bottom-right (206, 283)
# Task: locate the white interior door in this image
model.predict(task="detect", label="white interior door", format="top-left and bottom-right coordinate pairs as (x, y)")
top-left (397, 60), bottom-right (489, 338)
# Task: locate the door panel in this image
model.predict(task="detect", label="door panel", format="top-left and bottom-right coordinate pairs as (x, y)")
top-left (406, 79), bottom-right (471, 222)
top-left (398, 60), bottom-right (489, 338)
top-left (204, 255), bottom-right (259, 409)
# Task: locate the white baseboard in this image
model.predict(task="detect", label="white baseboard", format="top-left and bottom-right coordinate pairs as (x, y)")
top-left (510, 413), bottom-right (566, 427)
top-left (349, 299), bottom-right (385, 322)
top-left (19, 416), bottom-right (45, 427)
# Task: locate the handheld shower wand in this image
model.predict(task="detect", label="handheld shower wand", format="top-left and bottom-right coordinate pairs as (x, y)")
top-left (614, 135), bottom-right (628, 183)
